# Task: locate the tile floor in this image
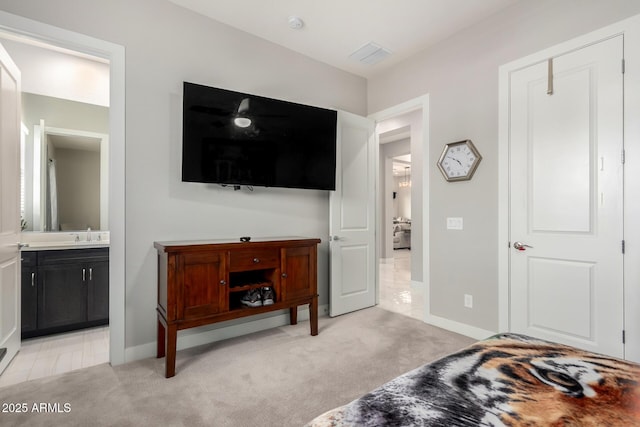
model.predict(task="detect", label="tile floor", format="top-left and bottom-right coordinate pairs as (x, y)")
top-left (378, 248), bottom-right (424, 320)
top-left (0, 326), bottom-right (109, 389)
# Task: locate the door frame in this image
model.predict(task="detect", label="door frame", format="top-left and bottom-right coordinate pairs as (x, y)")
top-left (0, 11), bottom-right (126, 365)
top-left (498, 13), bottom-right (640, 362)
top-left (369, 94), bottom-right (430, 320)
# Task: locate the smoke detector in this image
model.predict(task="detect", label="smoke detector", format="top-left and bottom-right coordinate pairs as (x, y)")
top-left (288, 16), bottom-right (304, 30)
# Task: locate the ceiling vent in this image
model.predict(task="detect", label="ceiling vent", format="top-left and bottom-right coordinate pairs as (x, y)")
top-left (349, 42), bottom-right (392, 65)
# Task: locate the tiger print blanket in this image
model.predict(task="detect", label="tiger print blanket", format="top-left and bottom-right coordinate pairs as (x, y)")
top-left (305, 333), bottom-right (640, 426)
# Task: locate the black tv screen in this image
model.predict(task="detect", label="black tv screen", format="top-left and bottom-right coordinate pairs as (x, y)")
top-left (182, 82), bottom-right (337, 190)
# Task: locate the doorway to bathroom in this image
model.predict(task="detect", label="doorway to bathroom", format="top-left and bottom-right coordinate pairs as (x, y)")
top-left (0, 27), bottom-right (113, 388)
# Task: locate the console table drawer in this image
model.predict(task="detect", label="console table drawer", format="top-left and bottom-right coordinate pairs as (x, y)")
top-left (229, 248), bottom-right (279, 271)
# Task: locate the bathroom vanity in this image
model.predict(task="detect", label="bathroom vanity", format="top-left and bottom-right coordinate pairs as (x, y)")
top-left (21, 238), bottom-right (109, 338)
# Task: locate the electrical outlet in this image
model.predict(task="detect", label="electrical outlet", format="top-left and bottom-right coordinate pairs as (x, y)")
top-left (464, 294), bottom-right (473, 308)
top-left (447, 217), bottom-right (463, 230)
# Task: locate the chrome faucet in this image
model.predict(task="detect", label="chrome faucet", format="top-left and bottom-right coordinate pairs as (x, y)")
top-left (87, 227), bottom-right (92, 242)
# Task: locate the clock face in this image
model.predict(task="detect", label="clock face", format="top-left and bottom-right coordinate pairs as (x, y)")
top-left (437, 140), bottom-right (482, 182)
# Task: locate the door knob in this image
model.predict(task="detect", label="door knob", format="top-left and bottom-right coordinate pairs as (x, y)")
top-left (513, 241), bottom-right (533, 251)
top-left (330, 235), bottom-right (341, 241)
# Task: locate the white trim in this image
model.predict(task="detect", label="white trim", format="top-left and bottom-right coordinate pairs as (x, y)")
top-left (369, 94), bottom-right (430, 323)
top-left (498, 13), bottom-right (640, 362)
top-left (125, 304), bottom-right (324, 362)
top-left (410, 279), bottom-right (423, 289)
top-left (0, 10), bottom-right (126, 366)
top-left (425, 314), bottom-right (496, 341)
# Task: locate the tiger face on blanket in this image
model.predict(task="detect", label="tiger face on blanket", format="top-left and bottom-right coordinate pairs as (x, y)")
top-left (309, 334), bottom-right (640, 426)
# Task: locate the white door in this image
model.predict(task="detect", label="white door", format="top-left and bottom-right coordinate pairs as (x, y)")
top-left (509, 36), bottom-right (624, 357)
top-left (0, 42), bottom-right (22, 374)
top-left (329, 110), bottom-right (376, 316)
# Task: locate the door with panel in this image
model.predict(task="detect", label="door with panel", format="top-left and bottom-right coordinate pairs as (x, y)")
top-left (329, 111), bottom-right (376, 317)
top-left (0, 41), bottom-right (21, 374)
top-left (509, 36), bottom-right (624, 357)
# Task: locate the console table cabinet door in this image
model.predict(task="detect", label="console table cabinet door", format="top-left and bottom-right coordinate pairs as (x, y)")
top-left (177, 251), bottom-right (227, 320)
top-left (281, 245), bottom-right (317, 302)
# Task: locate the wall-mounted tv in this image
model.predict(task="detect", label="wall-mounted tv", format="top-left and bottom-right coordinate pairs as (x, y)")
top-left (182, 82), bottom-right (337, 190)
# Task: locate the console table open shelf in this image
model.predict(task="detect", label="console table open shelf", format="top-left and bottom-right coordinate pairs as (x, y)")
top-left (154, 237), bottom-right (320, 378)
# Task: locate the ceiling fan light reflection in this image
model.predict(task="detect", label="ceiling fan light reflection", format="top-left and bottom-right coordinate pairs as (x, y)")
top-left (233, 117), bottom-right (252, 128)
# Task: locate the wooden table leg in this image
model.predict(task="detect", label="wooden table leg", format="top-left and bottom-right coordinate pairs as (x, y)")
top-left (289, 306), bottom-right (298, 325)
top-left (165, 323), bottom-right (177, 378)
top-left (310, 295), bottom-right (318, 336)
top-left (157, 317), bottom-right (166, 358)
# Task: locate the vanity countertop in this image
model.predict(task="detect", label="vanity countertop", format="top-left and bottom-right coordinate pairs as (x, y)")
top-left (21, 241), bottom-right (110, 251)
top-left (19, 231), bottom-right (111, 251)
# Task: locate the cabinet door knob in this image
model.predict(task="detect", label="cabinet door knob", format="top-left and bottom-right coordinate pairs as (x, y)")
top-left (219, 280), bottom-right (226, 285)
top-left (82, 268), bottom-right (86, 282)
top-left (281, 273), bottom-right (288, 278)
top-left (31, 272), bottom-right (35, 287)
top-left (253, 258), bottom-right (260, 263)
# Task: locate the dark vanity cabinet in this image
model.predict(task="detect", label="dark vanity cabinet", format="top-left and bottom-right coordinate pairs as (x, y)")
top-left (21, 248), bottom-right (109, 338)
top-left (20, 252), bottom-right (38, 334)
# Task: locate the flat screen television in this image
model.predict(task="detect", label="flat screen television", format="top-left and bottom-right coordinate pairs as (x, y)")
top-left (182, 82), bottom-right (337, 190)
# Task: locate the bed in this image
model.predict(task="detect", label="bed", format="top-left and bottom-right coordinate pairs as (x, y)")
top-left (305, 333), bottom-right (640, 426)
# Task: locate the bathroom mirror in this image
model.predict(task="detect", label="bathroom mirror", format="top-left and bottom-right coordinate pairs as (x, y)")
top-left (21, 93), bottom-right (109, 232)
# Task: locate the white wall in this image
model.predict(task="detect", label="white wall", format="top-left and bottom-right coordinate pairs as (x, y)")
top-left (0, 0), bottom-right (367, 354)
top-left (56, 147), bottom-right (100, 230)
top-left (368, 0), bottom-right (640, 334)
top-left (0, 38), bottom-right (109, 107)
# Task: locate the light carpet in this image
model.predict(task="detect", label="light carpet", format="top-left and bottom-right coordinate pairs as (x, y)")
top-left (0, 307), bottom-right (475, 427)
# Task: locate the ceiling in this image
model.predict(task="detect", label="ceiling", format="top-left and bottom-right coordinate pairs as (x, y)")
top-left (168, 0), bottom-right (520, 78)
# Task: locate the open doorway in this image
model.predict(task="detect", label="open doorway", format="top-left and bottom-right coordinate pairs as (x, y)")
top-left (0, 18), bottom-right (124, 387)
top-left (0, 35), bottom-right (109, 386)
top-left (373, 103), bottom-right (428, 321)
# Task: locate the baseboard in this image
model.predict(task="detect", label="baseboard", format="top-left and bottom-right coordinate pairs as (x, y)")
top-left (425, 313), bottom-right (496, 341)
top-left (124, 304), bottom-right (327, 363)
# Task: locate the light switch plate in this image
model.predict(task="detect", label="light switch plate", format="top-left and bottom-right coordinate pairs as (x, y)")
top-left (447, 217), bottom-right (463, 230)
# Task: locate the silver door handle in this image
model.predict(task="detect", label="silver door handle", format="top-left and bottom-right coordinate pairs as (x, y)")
top-left (513, 241), bottom-right (533, 251)
top-left (330, 235), bottom-right (341, 241)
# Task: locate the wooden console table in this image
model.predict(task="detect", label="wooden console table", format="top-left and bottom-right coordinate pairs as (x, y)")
top-left (154, 237), bottom-right (320, 377)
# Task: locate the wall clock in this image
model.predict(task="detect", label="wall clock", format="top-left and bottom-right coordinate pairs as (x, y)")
top-left (437, 139), bottom-right (482, 182)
